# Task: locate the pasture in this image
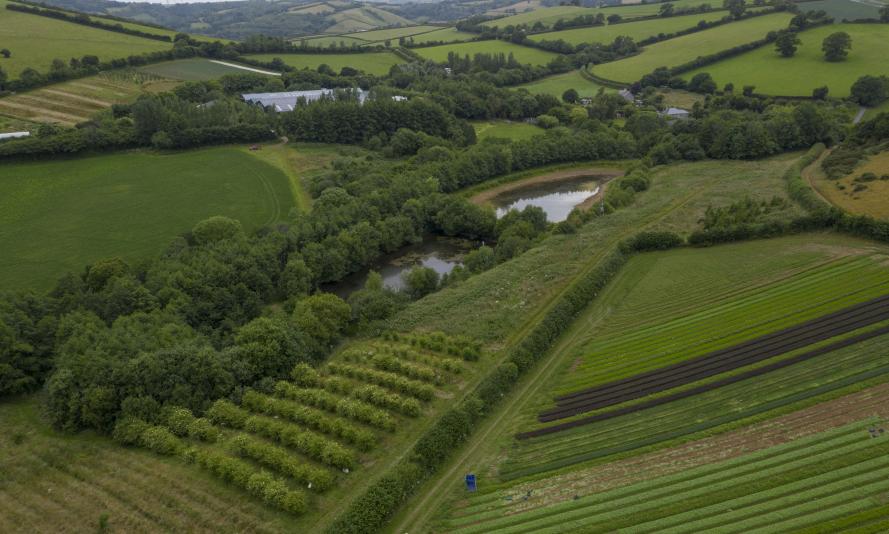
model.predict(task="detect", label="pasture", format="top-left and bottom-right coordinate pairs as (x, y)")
top-left (412, 40), bottom-right (558, 66)
top-left (0, 70), bottom-right (178, 127)
top-left (298, 35), bottom-right (369, 47)
top-left (342, 24), bottom-right (442, 43)
top-left (795, 0), bottom-right (884, 21)
top-left (592, 12), bottom-right (795, 83)
top-left (0, 146), bottom-right (294, 290)
top-left (485, 0), bottom-right (728, 29)
top-left (517, 69), bottom-right (608, 98)
top-left (409, 26), bottom-right (477, 44)
top-left (810, 149), bottom-right (889, 220)
top-left (0, 397), bottom-right (296, 533)
top-left (474, 120), bottom-right (542, 142)
top-left (683, 23), bottom-right (889, 97)
top-left (0, 0), bottom-right (171, 78)
top-left (529, 11), bottom-right (729, 46)
top-left (138, 59), bottom-right (276, 81)
top-left (242, 52), bottom-right (403, 76)
top-left (324, 6), bottom-right (412, 34)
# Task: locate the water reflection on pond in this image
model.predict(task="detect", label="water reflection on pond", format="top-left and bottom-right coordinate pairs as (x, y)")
top-left (492, 176), bottom-right (601, 222)
top-left (324, 237), bottom-right (474, 298)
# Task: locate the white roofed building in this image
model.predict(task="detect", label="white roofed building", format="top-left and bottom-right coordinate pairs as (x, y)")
top-left (242, 89), bottom-right (369, 112)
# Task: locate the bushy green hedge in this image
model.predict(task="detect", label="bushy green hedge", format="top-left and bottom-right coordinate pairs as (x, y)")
top-left (244, 415), bottom-right (355, 469)
top-left (327, 363), bottom-right (435, 401)
top-left (619, 231), bottom-right (685, 253)
top-left (230, 433), bottom-right (335, 490)
top-left (273, 381), bottom-right (396, 431)
top-left (326, 463), bottom-right (425, 534)
top-left (785, 143), bottom-right (829, 213)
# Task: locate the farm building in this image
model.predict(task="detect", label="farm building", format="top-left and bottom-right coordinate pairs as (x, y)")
top-left (242, 89), bottom-right (369, 112)
top-left (661, 107), bottom-right (690, 120)
top-left (618, 89), bottom-right (635, 102)
top-left (0, 131), bottom-right (30, 141)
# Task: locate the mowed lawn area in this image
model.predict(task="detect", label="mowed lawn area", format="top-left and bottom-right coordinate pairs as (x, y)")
top-left (0, 0), bottom-right (171, 78)
top-left (592, 12), bottom-right (794, 83)
top-left (473, 120), bottom-right (542, 141)
top-left (684, 24), bottom-right (889, 97)
top-left (413, 40), bottom-right (558, 66)
top-left (243, 52), bottom-right (403, 75)
top-left (517, 69), bottom-right (608, 98)
top-left (0, 147), bottom-right (294, 290)
top-left (529, 11), bottom-right (728, 46)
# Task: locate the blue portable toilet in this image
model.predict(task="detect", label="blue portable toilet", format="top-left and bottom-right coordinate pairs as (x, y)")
top-left (465, 474), bottom-right (477, 492)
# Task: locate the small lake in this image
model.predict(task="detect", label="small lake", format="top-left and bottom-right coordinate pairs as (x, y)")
top-left (324, 237), bottom-right (474, 298)
top-left (491, 175), bottom-right (601, 222)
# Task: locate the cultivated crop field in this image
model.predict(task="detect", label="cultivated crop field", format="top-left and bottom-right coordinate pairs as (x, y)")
top-left (0, 70), bottom-right (178, 126)
top-left (412, 40), bottom-right (558, 67)
top-left (0, 0), bottom-right (171, 78)
top-left (120, 332), bottom-right (484, 530)
top-left (592, 12), bottom-right (795, 84)
top-left (810, 149), bottom-right (889, 220)
top-left (138, 59), bottom-right (275, 81)
top-left (243, 52), bottom-right (403, 76)
top-left (684, 23), bottom-right (889, 97)
top-left (485, 0), bottom-right (719, 29)
top-left (516, 70), bottom-right (607, 98)
top-left (528, 11), bottom-right (729, 46)
top-left (474, 120), bottom-right (542, 142)
top-left (0, 146), bottom-right (295, 290)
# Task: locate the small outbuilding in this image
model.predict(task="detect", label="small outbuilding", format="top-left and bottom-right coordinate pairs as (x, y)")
top-left (661, 107), bottom-right (690, 120)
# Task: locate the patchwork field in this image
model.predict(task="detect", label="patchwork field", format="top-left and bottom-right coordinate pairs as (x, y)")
top-left (474, 120), bottom-right (542, 142)
top-left (0, 397), bottom-right (296, 533)
top-left (0, 0), bottom-right (171, 78)
top-left (138, 59), bottom-right (276, 81)
top-left (243, 52), bottom-right (403, 76)
top-left (592, 12), bottom-right (795, 84)
top-left (409, 27), bottom-right (477, 44)
top-left (795, 0), bottom-right (884, 21)
top-left (485, 0), bottom-right (728, 29)
top-left (529, 11), bottom-right (729, 46)
top-left (810, 149), bottom-right (889, 220)
top-left (342, 24), bottom-right (442, 43)
top-left (0, 70), bottom-right (178, 127)
top-left (324, 6), bottom-right (412, 34)
top-left (0, 146), bottom-right (295, 290)
top-left (683, 23), bottom-right (889, 97)
top-left (516, 70), bottom-right (607, 98)
top-left (413, 40), bottom-right (558, 67)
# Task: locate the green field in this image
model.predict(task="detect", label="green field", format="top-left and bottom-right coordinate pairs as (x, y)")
top-left (410, 26), bottom-right (477, 44)
top-left (342, 24), bottom-right (441, 42)
top-left (529, 11), bottom-right (729, 46)
top-left (137, 58), bottom-right (276, 81)
top-left (486, 0), bottom-right (727, 29)
top-left (516, 69), bottom-right (608, 98)
top-left (684, 24), bottom-right (889, 97)
top-left (243, 52), bottom-right (403, 76)
top-left (324, 6), bottom-right (412, 34)
top-left (0, 0), bottom-right (172, 78)
top-left (0, 146), bottom-right (295, 290)
top-left (474, 120), bottom-right (543, 141)
top-left (592, 12), bottom-right (795, 83)
top-left (412, 40), bottom-right (558, 67)
top-left (298, 35), bottom-right (370, 47)
top-left (795, 0), bottom-right (883, 21)
top-left (0, 70), bottom-right (179, 127)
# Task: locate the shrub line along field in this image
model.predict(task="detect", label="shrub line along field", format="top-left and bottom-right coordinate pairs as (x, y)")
top-left (591, 12), bottom-right (795, 84)
top-left (539, 294), bottom-right (889, 421)
top-left (516, 70), bottom-right (608, 99)
top-left (683, 23), bottom-right (889, 97)
top-left (484, 0), bottom-right (729, 29)
top-left (412, 40), bottom-right (558, 67)
top-left (242, 52), bottom-right (403, 76)
top-left (528, 11), bottom-right (729, 46)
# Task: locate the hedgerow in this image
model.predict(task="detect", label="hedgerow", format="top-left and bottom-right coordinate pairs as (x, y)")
top-left (369, 355), bottom-right (441, 384)
top-left (351, 384), bottom-right (422, 417)
top-left (229, 433), bottom-right (336, 490)
top-left (206, 399), bottom-right (250, 428)
top-left (274, 381), bottom-right (397, 431)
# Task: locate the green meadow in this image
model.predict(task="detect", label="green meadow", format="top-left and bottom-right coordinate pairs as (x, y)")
top-left (342, 25), bottom-right (441, 42)
top-left (517, 69), bottom-right (608, 98)
top-left (486, 0), bottom-right (726, 28)
top-left (0, 147), bottom-right (294, 290)
top-left (684, 23), bottom-right (889, 97)
top-left (243, 52), bottom-right (403, 75)
top-left (410, 27), bottom-right (477, 44)
top-left (0, 0), bottom-right (171, 78)
top-left (138, 58), bottom-right (273, 81)
top-left (592, 12), bottom-right (795, 83)
top-left (529, 11), bottom-right (729, 46)
top-left (473, 120), bottom-right (542, 141)
top-left (413, 40), bottom-right (558, 66)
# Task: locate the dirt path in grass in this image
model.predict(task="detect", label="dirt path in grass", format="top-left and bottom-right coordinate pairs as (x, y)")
top-left (802, 149), bottom-right (836, 209)
top-left (469, 167), bottom-right (623, 206)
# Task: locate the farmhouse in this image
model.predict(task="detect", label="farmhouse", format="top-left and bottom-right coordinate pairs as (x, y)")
top-left (242, 89), bottom-right (370, 112)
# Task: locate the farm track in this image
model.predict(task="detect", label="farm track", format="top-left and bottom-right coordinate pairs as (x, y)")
top-left (519, 323), bottom-right (889, 439)
top-left (540, 294), bottom-right (889, 421)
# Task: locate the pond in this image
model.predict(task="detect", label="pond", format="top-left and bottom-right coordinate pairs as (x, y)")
top-left (324, 236), bottom-right (474, 298)
top-left (490, 175), bottom-right (602, 222)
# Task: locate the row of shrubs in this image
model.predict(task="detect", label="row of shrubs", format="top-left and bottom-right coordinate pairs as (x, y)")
top-left (381, 348), bottom-right (464, 374)
top-left (274, 381), bottom-right (397, 431)
top-left (230, 433), bottom-right (335, 490)
top-left (291, 363), bottom-right (423, 416)
top-left (368, 354), bottom-right (442, 385)
top-left (384, 331), bottom-right (483, 361)
top-left (236, 393), bottom-right (377, 450)
top-left (327, 362), bottom-right (436, 401)
top-left (163, 406), bottom-right (221, 442)
top-left (244, 415), bottom-right (355, 469)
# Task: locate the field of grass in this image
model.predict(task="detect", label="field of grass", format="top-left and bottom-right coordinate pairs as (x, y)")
top-left (528, 11), bottom-right (729, 46)
top-left (516, 69), bottom-right (607, 98)
top-left (0, 114), bottom-right (36, 133)
top-left (242, 52), bottom-right (403, 76)
top-left (324, 6), bottom-right (412, 34)
top-left (592, 12), bottom-right (795, 83)
top-left (0, 396), bottom-right (297, 533)
top-left (811, 149), bottom-right (889, 220)
top-left (683, 24), bottom-right (889, 97)
top-left (413, 40), bottom-right (558, 67)
top-left (863, 99), bottom-right (889, 121)
top-left (795, 0), bottom-right (883, 21)
top-left (474, 120), bottom-right (542, 142)
top-left (0, 146), bottom-right (295, 290)
top-left (138, 58), bottom-right (275, 81)
top-left (409, 26), bottom-right (477, 44)
top-left (0, 0), bottom-right (172, 78)
top-left (485, 0), bottom-right (726, 29)
top-left (0, 70), bottom-right (178, 127)
top-left (342, 24), bottom-right (441, 42)
top-left (298, 35), bottom-right (370, 47)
